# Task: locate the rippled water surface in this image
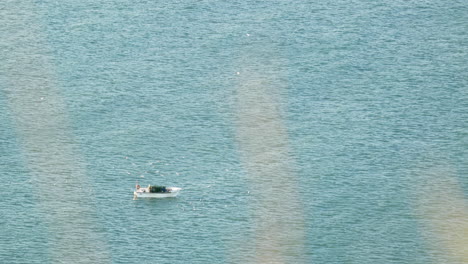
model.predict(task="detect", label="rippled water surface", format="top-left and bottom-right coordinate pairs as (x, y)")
top-left (1, 1), bottom-right (467, 263)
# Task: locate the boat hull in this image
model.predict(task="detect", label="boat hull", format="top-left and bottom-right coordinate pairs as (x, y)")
top-left (133, 187), bottom-right (181, 198)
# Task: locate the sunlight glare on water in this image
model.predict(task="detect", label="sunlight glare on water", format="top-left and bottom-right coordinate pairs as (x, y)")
top-left (0, 0), bottom-right (466, 263)
top-left (0, 1), bottom-right (110, 263)
top-left (234, 50), bottom-right (306, 263)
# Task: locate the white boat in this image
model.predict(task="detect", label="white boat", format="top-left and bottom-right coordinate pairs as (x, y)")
top-left (133, 184), bottom-right (182, 198)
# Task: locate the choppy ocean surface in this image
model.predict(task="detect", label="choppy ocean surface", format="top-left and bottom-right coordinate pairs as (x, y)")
top-left (1, 1), bottom-right (467, 263)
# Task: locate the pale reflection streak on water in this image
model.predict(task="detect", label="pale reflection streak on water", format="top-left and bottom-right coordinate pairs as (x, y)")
top-left (0, 1), bottom-right (110, 263)
top-left (415, 164), bottom-right (468, 264)
top-left (234, 53), bottom-right (306, 263)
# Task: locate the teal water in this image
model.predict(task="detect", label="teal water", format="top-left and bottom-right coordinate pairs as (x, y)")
top-left (1, 1), bottom-right (467, 263)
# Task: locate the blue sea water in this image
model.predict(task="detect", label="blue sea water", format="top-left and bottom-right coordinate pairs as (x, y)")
top-left (1, 0), bottom-right (467, 263)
